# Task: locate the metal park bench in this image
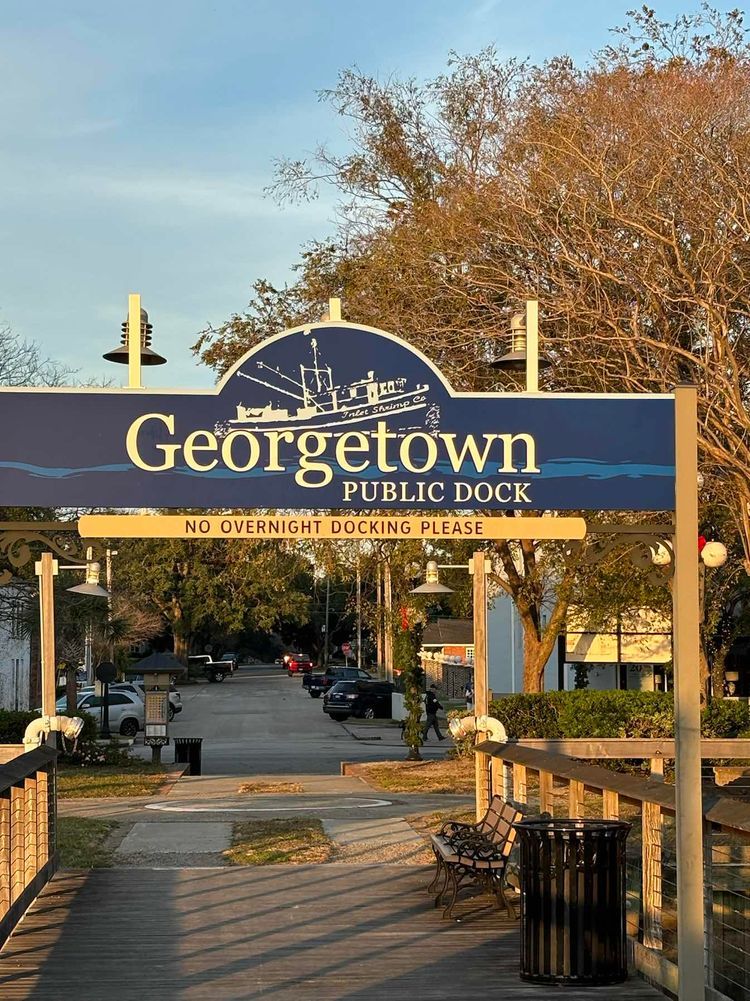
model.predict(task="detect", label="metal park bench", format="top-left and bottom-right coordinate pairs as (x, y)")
top-left (427, 795), bottom-right (523, 920)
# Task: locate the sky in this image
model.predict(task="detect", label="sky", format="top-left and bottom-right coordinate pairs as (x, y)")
top-left (0, 0), bottom-right (725, 389)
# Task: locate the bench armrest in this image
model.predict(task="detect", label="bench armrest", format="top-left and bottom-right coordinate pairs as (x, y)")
top-left (439, 820), bottom-right (480, 839)
top-left (452, 833), bottom-right (505, 862)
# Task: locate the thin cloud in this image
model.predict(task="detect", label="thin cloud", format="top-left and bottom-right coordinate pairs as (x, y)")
top-left (472, 0), bottom-right (502, 20)
top-left (78, 170), bottom-right (334, 221)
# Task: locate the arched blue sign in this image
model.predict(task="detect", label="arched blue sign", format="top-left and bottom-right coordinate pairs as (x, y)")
top-left (0, 321), bottom-right (675, 510)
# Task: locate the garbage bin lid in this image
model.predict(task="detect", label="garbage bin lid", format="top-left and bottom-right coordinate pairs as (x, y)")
top-left (514, 818), bottom-right (631, 834)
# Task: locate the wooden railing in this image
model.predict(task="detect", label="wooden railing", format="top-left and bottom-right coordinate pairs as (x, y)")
top-left (479, 739), bottom-right (750, 1001)
top-left (0, 745), bottom-right (57, 950)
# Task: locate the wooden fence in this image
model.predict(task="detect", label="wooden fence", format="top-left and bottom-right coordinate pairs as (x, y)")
top-left (479, 739), bottom-right (750, 1001)
top-left (0, 745), bottom-right (57, 950)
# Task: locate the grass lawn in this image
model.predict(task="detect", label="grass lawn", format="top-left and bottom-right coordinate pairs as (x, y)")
top-left (237, 781), bottom-right (303, 794)
top-left (58, 764), bottom-right (168, 798)
top-left (352, 756), bottom-right (475, 794)
top-left (225, 819), bottom-right (334, 865)
top-left (58, 817), bottom-right (118, 868)
top-left (407, 808), bottom-right (477, 840)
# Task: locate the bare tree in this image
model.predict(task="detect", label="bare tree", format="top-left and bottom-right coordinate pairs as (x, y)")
top-left (0, 324), bottom-right (74, 387)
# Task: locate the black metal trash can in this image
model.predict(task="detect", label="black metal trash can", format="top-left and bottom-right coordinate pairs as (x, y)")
top-left (174, 737), bottom-right (203, 776)
top-left (514, 818), bottom-right (631, 986)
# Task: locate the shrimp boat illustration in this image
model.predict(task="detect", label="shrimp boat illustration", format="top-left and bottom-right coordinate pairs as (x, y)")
top-left (229, 337), bottom-right (431, 432)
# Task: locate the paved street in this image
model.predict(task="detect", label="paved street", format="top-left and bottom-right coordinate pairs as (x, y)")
top-left (135, 663), bottom-right (452, 776)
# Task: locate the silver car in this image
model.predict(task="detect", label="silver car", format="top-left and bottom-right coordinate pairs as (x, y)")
top-left (74, 690), bottom-right (144, 737)
top-left (76, 682), bottom-right (183, 721)
top-left (113, 682), bottom-right (182, 721)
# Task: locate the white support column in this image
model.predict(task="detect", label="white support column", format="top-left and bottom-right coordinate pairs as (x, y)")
top-left (472, 550), bottom-right (490, 820)
top-left (672, 384), bottom-right (705, 1001)
top-left (128, 293), bottom-right (142, 390)
top-left (525, 299), bottom-right (539, 393)
top-left (36, 553), bottom-right (58, 748)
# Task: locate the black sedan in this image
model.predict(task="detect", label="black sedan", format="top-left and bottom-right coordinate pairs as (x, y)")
top-left (323, 680), bottom-right (395, 721)
top-left (307, 667), bottom-right (373, 697)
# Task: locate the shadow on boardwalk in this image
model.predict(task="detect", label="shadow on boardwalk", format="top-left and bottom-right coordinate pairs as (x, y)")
top-left (0, 865), bottom-right (663, 1001)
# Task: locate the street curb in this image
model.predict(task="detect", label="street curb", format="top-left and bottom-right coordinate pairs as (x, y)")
top-left (158, 766), bottom-right (189, 796)
top-left (341, 721), bottom-right (385, 742)
top-left (341, 762), bottom-right (364, 776)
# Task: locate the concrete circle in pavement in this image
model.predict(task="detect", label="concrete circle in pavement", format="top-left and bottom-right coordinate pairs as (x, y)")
top-left (145, 796), bottom-right (392, 813)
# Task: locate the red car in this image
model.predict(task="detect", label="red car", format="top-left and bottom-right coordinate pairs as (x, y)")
top-left (287, 654), bottom-right (313, 676)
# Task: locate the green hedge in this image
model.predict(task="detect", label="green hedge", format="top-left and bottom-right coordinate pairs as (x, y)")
top-left (477, 691), bottom-right (750, 740)
top-left (0, 710), bottom-right (40, 743)
top-left (0, 710), bottom-right (133, 767)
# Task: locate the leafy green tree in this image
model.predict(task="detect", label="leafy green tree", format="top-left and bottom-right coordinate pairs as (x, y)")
top-left (113, 535), bottom-right (311, 663)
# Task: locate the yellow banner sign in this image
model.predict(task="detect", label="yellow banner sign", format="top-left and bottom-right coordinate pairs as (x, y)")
top-left (78, 514), bottom-right (586, 541)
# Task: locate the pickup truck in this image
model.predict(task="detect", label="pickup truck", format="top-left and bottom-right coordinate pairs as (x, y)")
top-left (305, 667), bottom-right (374, 698)
top-left (188, 654), bottom-right (234, 683)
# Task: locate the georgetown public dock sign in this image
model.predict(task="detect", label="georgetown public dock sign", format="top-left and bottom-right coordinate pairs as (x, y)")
top-left (0, 321), bottom-right (675, 511)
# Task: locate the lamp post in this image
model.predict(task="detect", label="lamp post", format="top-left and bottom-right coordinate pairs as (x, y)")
top-left (356, 553), bottom-right (362, 670)
top-left (411, 552), bottom-right (491, 818)
top-left (102, 293), bottom-right (167, 388)
top-left (35, 549), bottom-right (110, 746)
top-left (490, 299), bottom-right (550, 390)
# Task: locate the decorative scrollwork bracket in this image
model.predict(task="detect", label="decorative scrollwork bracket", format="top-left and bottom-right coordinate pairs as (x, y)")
top-left (565, 523), bottom-right (675, 586)
top-left (0, 522), bottom-right (101, 586)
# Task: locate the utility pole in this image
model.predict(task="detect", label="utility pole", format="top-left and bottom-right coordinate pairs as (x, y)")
top-left (106, 547), bottom-right (118, 667)
top-left (376, 563), bottom-right (383, 671)
top-left (323, 576), bottom-right (330, 667)
top-left (356, 554), bottom-right (362, 669)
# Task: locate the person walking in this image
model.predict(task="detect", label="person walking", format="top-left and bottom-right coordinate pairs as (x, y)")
top-left (464, 680), bottom-right (474, 712)
top-left (422, 684), bottom-right (446, 741)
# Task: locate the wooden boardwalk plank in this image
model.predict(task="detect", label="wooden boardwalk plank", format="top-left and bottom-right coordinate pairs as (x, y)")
top-left (0, 866), bottom-right (664, 1000)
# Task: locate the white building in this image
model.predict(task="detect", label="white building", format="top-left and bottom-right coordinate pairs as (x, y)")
top-left (564, 607), bottom-right (671, 692)
top-left (0, 585), bottom-right (32, 710)
top-left (487, 590), bottom-right (561, 693)
top-left (419, 596), bottom-right (670, 697)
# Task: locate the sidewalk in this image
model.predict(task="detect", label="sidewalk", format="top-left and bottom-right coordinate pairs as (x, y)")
top-left (60, 769), bottom-right (473, 866)
top-left (341, 717), bottom-right (453, 749)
